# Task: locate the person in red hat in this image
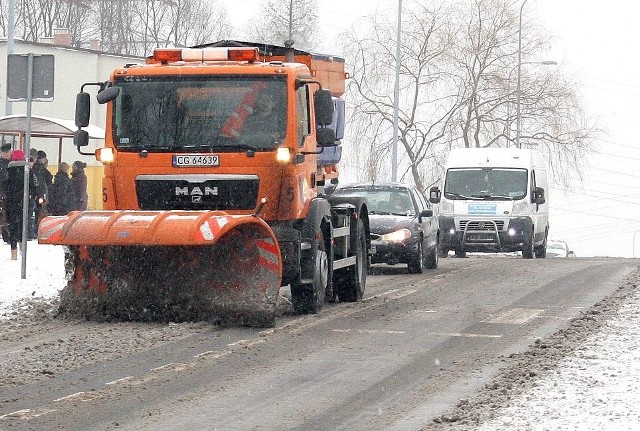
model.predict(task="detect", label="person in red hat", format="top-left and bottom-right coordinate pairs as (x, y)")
top-left (5, 149), bottom-right (38, 259)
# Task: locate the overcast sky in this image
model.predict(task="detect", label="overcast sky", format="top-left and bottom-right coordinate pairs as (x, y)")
top-left (221, 0), bottom-right (640, 258)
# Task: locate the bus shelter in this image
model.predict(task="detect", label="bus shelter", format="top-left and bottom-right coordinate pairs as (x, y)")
top-left (0, 114), bottom-right (104, 164)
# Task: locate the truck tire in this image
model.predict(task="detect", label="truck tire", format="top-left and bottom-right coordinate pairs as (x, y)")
top-left (291, 233), bottom-right (328, 314)
top-left (334, 218), bottom-right (366, 302)
top-left (438, 245), bottom-right (449, 258)
top-left (407, 239), bottom-right (425, 274)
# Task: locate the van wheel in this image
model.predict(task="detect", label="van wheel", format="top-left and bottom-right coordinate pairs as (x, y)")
top-left (455, 248), bottom-right (466, 258)
top-left (522, 231), bottom-right (534, 259)
top-left (535, 232), bottom-right (548, 258)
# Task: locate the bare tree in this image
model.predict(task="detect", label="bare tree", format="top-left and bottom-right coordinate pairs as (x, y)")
top-left (342, 1), bottom-right (460, 191)
top-left (454, 0), bottom-right (598, 184)
top-left (342, 0), bottom-right (598, 189)
top-left (0, 0), bottom-right (230, 55)
top-left (245, 0), bottom-right (321, 51)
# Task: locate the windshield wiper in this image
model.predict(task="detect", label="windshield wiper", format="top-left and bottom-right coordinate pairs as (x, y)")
top-left (445, 192), bottom-right (481, 200)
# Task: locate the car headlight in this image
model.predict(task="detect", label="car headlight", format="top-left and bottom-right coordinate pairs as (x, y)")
top-left (439, 199), bottom-right (454, 215)
top-left (380, 228), bottom-right (412, 242)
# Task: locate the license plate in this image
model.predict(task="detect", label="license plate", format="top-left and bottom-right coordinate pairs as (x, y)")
top-left (173, 154), bottom-right (220, 167)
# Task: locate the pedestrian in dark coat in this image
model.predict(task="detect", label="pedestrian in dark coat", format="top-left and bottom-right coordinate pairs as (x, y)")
top-left (71, 161), bottom-right (88, 211)
top-left (0, 144), bottom-right (12, 243)
top-left (32, 150), bottom-right (53, 227)
top-left (49, 162), bottom-right (76, 216)
top-left (5, 150), bottom-right (38, 260)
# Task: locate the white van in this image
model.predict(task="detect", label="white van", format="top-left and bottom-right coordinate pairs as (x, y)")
top-left (429, 147), bottom-right (549, 258)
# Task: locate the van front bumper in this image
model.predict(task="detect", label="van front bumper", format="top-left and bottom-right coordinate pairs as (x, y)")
top-left (438, 216), bottom-right (533, 252)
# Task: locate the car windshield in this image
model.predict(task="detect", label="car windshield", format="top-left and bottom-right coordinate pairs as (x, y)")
top-left (111, 76), bottom-right (286, 152)
top-left (444, 168), bottom-right (528, 200)
top-left (334, 187), bottom-right (415, 215)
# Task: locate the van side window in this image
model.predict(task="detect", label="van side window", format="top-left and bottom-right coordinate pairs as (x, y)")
top-left (530, 171), bottom-right (537, 203)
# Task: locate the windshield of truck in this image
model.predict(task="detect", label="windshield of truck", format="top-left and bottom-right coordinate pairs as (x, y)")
top-left (111, 76), bottom-right (286, 152)
top-left (444, 168), bottom-right (528, 200)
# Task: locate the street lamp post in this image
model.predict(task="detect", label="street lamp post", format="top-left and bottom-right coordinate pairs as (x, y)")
top-left (391, 0), bottom-right (401, 182)
top-left (506, 60), bottom-right (556, 146)
top-left (515, 0), bottom-right (529, 149)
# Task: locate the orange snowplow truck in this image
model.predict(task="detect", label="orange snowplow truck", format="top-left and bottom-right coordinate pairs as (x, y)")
top-left (38, 41), bottom-right (370, 327)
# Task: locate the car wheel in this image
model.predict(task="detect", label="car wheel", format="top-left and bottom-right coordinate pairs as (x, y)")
top-left (438, 245), bottom-right (449, 258)
top-left (408, 238), bottom-right (425, 274)
top-left (425, 237), bottom-right (439, 269)
top-left (454, 247), bottom-right (466, 258)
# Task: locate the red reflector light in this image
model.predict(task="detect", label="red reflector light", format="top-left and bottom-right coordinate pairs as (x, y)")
top-left (153, 49), bottom-right (182, 63)
top-left (228, 48), bottom-right (259, 62)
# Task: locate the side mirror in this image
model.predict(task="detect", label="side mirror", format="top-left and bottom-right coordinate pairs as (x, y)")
top-left (75, 92), bottom-right (91, 128)
top-left (429, 186), bottom-right (441, 204)
top-left (419, 209), bottom-right (433, 220)
top-left (74, 129), bottom-right (89, 148)
top-left (533, 186), bottom-right (545, 205)
top-left (317, 128), bottom-right (336, 147)
top-left (97, 86), bottom-right (120, 104)
top-left (314, 89), bottom-right (334, 126)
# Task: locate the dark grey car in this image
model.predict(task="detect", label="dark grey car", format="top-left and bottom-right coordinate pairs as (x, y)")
top-left (332, 182), bottom-right (439, 273)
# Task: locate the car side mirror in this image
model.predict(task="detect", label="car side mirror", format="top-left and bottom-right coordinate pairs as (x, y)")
top-left (419, 209), bottom-right (433, 221)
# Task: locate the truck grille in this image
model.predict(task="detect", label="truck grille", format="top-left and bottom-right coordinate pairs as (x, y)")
top-left (135, 174), bottom-right (259, 211)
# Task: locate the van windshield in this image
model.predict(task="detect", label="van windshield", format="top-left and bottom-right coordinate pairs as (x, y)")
top-left (444, 168), bottom-right (528, 200)
top-left (111, 76), bottom-right (286, 152)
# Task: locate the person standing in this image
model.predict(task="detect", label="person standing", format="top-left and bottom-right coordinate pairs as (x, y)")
top-left (0, 144), bottom-right (12, 244)
top-left (32, 150), bottom-right (53, 229)
top-left (49, 162), bottom-right (76, 216)
top-left (5, 150), bottom-right (38, 260)
top-left (71, 161), bottom-right (88, 211)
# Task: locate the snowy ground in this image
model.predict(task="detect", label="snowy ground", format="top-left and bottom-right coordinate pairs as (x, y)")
top-left (1, 243), bottom-right (639, 430)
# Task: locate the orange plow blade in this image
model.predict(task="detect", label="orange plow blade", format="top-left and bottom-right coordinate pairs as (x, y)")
top-left (38, 211), bottom-right (282, 327)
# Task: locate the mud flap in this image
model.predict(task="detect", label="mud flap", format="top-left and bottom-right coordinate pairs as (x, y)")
top-left (39, 211), bottom-right (282, 327)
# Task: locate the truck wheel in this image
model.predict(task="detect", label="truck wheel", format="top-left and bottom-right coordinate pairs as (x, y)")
top-left (438, 245), bottom-right (449, 258)
top-left (522, 230), bottom-right (534, 259)
top-left (291, 234), bottom-right (328, 314)
top-left (334, 218), bottom-right (366, 302)
top-left (454, 248), bottom-right (466, 258)
top-left (407, 239), bottom-right (425, 274)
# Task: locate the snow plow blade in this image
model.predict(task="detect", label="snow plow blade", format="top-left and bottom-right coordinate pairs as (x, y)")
top-left (38, 211), bottom-right (282, 327)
